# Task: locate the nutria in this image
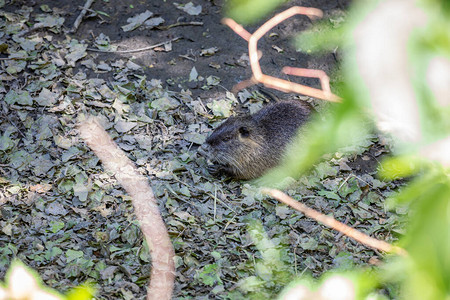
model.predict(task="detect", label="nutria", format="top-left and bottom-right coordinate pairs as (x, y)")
top-left (201, 100), bottom-right (312, 180)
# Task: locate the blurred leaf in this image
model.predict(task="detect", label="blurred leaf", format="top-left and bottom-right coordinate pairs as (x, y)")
top-left (386, 169), bottom-right (450, 300)
top-left (139, 240), bottom-right (151, 262)
top-left (295, 21), bottom-right (347, 54)
top-left (40, 5), bottom-right (51, 12)
top-left (225, 0), bottom-right (286, 25)
top-left (379, 155), bottom-right (425, 180)
top-left (114, 120), bottom-right (137, 133)
top-left (66, 285), bottom-right (96, 300)
top-left (184, 132), bottom-right (206, 144)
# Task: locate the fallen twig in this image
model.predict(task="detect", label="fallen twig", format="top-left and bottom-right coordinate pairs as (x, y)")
top-left (158, 21), bottom-right (203, 30)
top-left (79, 117), bottom-right (175, 300)
top-left (262, 188), bottom-right (408, 256)
top-left (71, 0), bottom-right (95, 33)
top-left (222, 6), bottom-right (341, 102)
top-left (86, 37), bottom-right (181, 53)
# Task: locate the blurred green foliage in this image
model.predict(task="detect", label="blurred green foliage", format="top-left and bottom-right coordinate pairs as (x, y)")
top-left (1, 260), bottom-right (95, 300)
top-left (226, 0), bottom-right (450, 299)
top-left (224, 0), bottom-right (287, 25)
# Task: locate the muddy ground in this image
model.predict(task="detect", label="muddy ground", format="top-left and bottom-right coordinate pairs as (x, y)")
top-left (0, 0), bottom-right (405, 299)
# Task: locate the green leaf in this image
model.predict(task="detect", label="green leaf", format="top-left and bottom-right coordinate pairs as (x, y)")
top-left (139, 240), bottom-right (151, 262)
top-left (66, 249), bottom-right (84, 263)
top-left (183, 132), bottom-right (206, 144)
top-left (49, 221), bottom-right (65, 233)
top-left (4, 90), bottom-right (33, 105)
top-left (333, 252), bottom-right (355, 270)
top-left (207, 99), bottom-right (233, 118)
top-left (0, 134), bottom-right (14, 151)
top-left (44, 247), bottom-right (62, 260)
top-left (35, 14), bottom-right (64, 29)
top-left (317, 190), bottom-right (341, 201)
top-left (197, 263), bottom-right (221, 286)
top-left (299, 237), bottom-right (319, 251)
top-left (6, 59), bottom-right (27, 74)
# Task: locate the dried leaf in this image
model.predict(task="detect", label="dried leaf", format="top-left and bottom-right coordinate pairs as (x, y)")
top-left (150, 96), bottom-right (180, 111)
top-left (144, 16), bottom-right (165, 28)
top-left (36, 88), bottom-right (58, 106)
top-left (207, 99), bottom-right (233, 118)
top-left (66, 249), bottom-right (83, 263)
top-left (66, 40), bottom-right (87, 66)
top-left (122, 10), bottom-right (153, 32)
top-left (114, 120), bottom-right (137, 133)
top-left (45, 201), bottom-right (68, 216)
top-left (34, 14), bottom-right (64, 29)
top-left (189, 66), bottom-right (198, 81)
top-left (175, 2), bottom-right (202, 16)
top-left (200, 47), bottom-right (219, 56)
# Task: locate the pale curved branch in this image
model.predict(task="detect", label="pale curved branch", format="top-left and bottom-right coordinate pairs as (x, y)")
top-left (78, 117), bottom-right (175, 300)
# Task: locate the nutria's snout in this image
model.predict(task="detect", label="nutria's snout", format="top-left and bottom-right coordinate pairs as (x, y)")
top-left (198, 141), bottom-right (224, 176)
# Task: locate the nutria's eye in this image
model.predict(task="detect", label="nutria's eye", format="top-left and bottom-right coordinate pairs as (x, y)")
top-left (223, 136), bottom-right (232, 142)
top-left (239, 126), bottom-right (250, 138)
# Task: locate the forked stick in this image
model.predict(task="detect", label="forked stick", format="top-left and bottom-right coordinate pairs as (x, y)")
top-left (283, 67), bottom-right (331, 94)
top-left (223, 6), bottom-right (341, 102)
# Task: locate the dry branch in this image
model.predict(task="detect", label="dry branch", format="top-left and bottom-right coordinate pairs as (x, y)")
top-left (86, 37), bottom-right (181, 53)
top-left (71, 0), bottom-right (95, 33)
top-left (262, 188), bottom-right (408, 256)
top-left (158, 21), bottom-right (204, 30)
top-left (78, 117), bottom-right (175, 300)
top-left (222, 6), bottom-right (341, 102)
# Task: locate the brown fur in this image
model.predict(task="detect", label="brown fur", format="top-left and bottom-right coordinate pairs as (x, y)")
top-left (201, 100), bottom-right (312, 180)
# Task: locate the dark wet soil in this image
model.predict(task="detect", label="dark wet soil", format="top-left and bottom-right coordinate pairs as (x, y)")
top-left (7, 0), bottom-right (348, 101)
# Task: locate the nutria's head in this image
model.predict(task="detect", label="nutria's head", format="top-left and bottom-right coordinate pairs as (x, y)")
top-left (201, 115), bottom-right (268, 179)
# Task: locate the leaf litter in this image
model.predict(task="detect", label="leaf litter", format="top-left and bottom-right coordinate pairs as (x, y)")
top-left (0, 1), bottom-right (407, 299)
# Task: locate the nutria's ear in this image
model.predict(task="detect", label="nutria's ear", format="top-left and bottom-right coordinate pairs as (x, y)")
top-left (239, 126), bottom-right (250, 137)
